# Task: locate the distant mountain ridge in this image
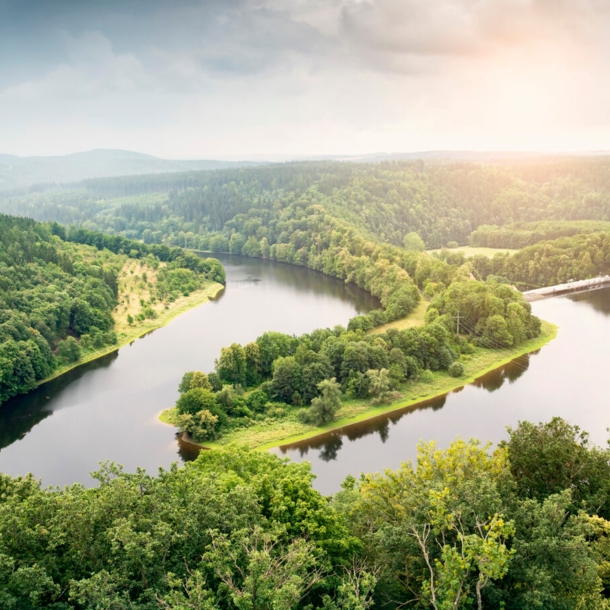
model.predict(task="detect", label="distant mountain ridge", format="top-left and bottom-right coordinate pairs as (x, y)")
top-left (0, 149), bottom-right (258, 190)
top-left (3, 148), bottom-right (609, 191)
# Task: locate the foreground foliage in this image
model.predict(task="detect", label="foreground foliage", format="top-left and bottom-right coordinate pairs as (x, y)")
top-left (2, 418), bottom-right (610, 609)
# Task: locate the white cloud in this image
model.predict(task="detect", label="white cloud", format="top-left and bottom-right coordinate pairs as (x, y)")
top-left (2, 0), bottom-right (610, 156)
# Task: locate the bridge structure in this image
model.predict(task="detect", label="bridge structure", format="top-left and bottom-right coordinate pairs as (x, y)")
top-left (523, 276), bottom-right (610, 301)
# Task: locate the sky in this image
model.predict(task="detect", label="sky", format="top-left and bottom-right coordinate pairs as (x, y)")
top-left (2, 0), bottom-right (610, 159)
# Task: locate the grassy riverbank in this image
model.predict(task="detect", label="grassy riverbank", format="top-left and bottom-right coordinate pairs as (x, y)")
top-left (37, 258), bottom-right (224, 386)
top-left (161, 319), bottom-right (557, 451)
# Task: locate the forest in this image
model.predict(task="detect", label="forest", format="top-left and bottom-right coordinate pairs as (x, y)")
top-left (432, 232), bottom-right (610, 288)
top-left (0, 214), bottom-right (224, 406)
top-left (2, 418), bottom-right (610, 609)
top-left (3, 157), bottom-right (610, 251)
top-left (469, 220), bottom-right (610, 249)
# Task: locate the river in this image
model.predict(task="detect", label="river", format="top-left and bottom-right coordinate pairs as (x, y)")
top-left (0, 255), bottom-right (378, 487)
top-left (2, 258), bottom-right (609, 494)
top-left (277, 287), bottom-right (610, 494)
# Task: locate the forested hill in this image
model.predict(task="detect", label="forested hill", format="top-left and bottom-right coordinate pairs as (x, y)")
top-left (0, 214), bottom-right (225, 405)
top-left (2, 157), bottom-right (610, 249)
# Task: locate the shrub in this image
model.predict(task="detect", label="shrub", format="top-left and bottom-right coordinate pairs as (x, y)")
top-left (176, 409), bottom-right (219, 442)
top-left (366, 368), bottom-right (391, 405)
top-left (176, 388), bottom-right (218, 416)
top-left (297, 408), bottom-right (311, 424)
top-left (448, 362), bottom-right (465, 377)
top-left (424, 307), bottom-right (440, 325)
top-left (57, 336), bottom-right (81, 364)
top-left (309, 378), bottom-right (342, 426)
top-left (419, 370), bottom-right (434, 383)
top-left (246, 389), bottom-right (268, 412)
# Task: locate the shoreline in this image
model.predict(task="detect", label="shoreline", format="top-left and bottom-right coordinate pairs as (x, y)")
top-left (162, 320), bottom-right (558, 452)
top-left (34, 282), bottom-right (225, 389)
top-left (265, 322), bottom-right (557, 451)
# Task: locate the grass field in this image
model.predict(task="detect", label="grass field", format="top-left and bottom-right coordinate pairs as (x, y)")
top-left (160, 320), bottom-right (558, 451)
top-left (428, 246), bottom-right (518, 258)
top-left (369, 298), bottom-right (429, 334)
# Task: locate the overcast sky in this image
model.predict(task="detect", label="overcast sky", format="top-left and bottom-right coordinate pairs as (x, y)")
top-left (2, 0), bottom-right (610, 158)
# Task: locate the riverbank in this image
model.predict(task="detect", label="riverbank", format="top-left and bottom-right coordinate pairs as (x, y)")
top-left (161, 320), bottom-right (557, 451)
top-left (37, 281), bottom-right (224, 387)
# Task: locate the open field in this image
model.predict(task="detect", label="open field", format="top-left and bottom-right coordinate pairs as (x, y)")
top-left (369, 298), bottom-right (429, 334)
top-left (428, 246), bottom-right (518, 257)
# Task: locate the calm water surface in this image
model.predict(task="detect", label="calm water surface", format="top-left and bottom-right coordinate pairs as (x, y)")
top-left (0, 255), bottom-right (378, 486)
top-left (3, 261), bottom-right (609, 495)
top-left (277, 288), bottom-right (610, 494)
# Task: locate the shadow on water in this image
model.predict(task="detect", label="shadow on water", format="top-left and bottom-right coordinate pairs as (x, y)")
top-left (176, 434), bottom-right (206, 463)
top-left (0, 352), bottom-right (118, 451)
top-left (0, 253), bottom-right (378, 487)
top-left (215, 254), bottom-right (379, 315)
top-left (278, 353), bottom-right (531, 462)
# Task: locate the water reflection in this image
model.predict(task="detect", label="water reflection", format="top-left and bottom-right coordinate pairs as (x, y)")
top-left (0, 254), bottom-right (377, 487)
top-left (471, 354), bottom-right (531, 392)
top-left (280, 356), bottom-right (532, 466)
top-left (569, 286), bottom-right (610, 315)
top-left (218, 255), bottom-right (377, 314)
top-left (0, 352), bottom-right (118, 451)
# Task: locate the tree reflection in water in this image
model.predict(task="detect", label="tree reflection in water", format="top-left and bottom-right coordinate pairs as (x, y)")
top-left (0, 351), bottom-right (118, 451)
top-left (279, 354), bottom-right (530, 463)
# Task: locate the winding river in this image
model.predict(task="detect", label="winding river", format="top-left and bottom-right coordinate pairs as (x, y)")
top-left (2, 255), bottom-right (610, 495)
top-left (0, 255), bottom-right (378, 487)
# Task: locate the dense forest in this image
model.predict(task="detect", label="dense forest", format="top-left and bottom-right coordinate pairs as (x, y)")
top-left (3, 157), bottom-right (610, 250)
top-left (0, 215), bottom-right (224, 406)
top-left (0, 215), bottom-right (121, 404)
top-left (2, 418), bottom-right (610, 609)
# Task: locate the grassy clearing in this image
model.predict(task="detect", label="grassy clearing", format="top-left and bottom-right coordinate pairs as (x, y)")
top-left (162, 320), bottom-right (557, 451)
top-left (428, 246), bottom-right (518, 258)
top-left (37, 259), bottom-right (224, 387)
top-left (369, 299), bottom-right (429, 334)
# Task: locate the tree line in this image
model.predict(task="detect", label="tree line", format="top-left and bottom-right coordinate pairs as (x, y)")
top-left (462, 232), bottom-right (610, 287)
top-left (2, 418), bottom-right (610, 608)
top-left (5, 158), bottom-right (610, 250)
top-left (470, 220), bottom-right (610, 249)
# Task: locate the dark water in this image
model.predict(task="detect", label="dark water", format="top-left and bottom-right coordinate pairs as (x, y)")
top-left (276, 288), bottom-right (610, 495)
top-left (0, 255), bottom-right (378, 487)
